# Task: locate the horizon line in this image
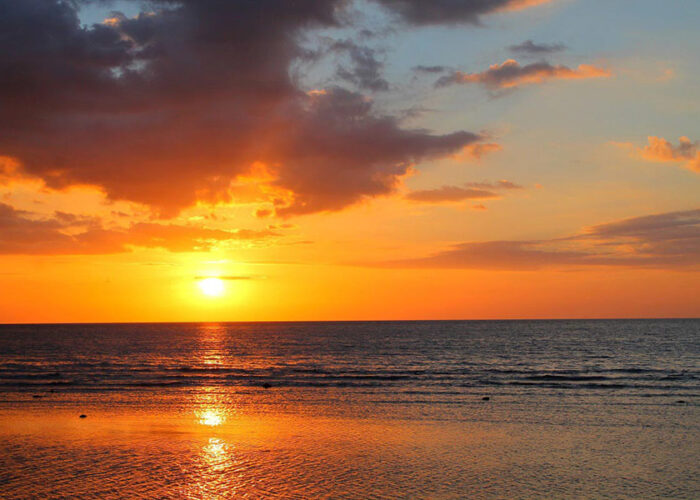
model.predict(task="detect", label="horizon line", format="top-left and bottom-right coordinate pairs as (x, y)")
top-left (1, 317), bottom-right (698, 326)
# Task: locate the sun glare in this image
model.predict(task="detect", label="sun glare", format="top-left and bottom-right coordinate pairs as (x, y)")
top-left (198, 409), bottom-right (225, 426)
top-left (198, 278), bottom-right (225, 297)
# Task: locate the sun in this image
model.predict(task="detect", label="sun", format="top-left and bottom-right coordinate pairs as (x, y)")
top-left (198, 277), bottom-right (225, 297)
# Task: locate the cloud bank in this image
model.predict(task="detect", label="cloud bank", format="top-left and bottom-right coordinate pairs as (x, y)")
top-left (1, 0), bottom-right (520, 218)
top-left (374, 209), bottom-right (700, 270)
top-left (0, 203), bottom-right (275, 255)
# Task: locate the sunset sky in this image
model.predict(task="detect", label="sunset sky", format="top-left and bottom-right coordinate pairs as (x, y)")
top-left (1, 0), bottom-right (698, 322)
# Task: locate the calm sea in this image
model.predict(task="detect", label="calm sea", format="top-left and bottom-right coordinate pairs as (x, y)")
top-left (0, 319), bottom-right (698, 498)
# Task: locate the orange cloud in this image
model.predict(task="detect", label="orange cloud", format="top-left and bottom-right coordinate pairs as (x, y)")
top-left (497, 0), bottom-right (554, 13)
top-left (640, 136), bottom-right (700, 173)
top-left (0, 156), bottom-right (22, 185)
top-left (462, 143), bottom-right (503, 159)
top-left (437, 59), bottom-right (610, 89)
top-left (0, 203), bottom-right (277, 255)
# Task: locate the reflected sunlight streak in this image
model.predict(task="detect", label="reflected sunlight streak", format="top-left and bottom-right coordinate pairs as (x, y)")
top-left (203, 437), bottom-right (230, 470)
top-left (198, 409), bottom-right (225, 427)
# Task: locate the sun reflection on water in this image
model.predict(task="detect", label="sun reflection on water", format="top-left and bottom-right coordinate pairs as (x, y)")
top-left (184, 324), bottom-right (244, 497)
top-left (194, 324), bottom-right (229, 427)
top-left (199, 323), bottom-right (225, 366)
top-left (203, 437), bottom-right (231, 470)
top-left (198, 409), bottom-right (225, 427)
top-left (182, 436), bottom-right (239, 498)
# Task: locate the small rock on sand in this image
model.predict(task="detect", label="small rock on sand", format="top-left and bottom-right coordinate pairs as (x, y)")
top-left (79, 414), bottom-right (87, 418)
top-left (482, 396), bottom-right (490, 401)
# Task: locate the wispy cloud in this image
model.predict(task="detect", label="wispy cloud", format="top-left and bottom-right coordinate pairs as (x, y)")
top-left (412, 65), bottom-right (449, 74)
top-left (331, 40), bottom-right (389, 92)
top-left (508, 40), bottom-right (566, 55)
top-left (407, 180), bottom-right (523, 204)
top-left (436, 59), bottom-right (610, 90)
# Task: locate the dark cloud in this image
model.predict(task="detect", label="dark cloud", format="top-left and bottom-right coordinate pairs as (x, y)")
top-left (0, 0), bottom-right (483, 218)
top-left (374, 209), bottom-right (700, 269)
top-left (332, 40), bottom-right (389, 91)
top-left (582, 209), bottom-right (700, 245)
top-left (407, 180), bottom-right (522, 203)
top-left (272, 88), bottom-right (481, 216)
top-left (436, 59), bottom-right (610, 89)
top-left (383, 240), bottom-right (588, 270)
top-left (0, 203), bottom-right (276, 255)
top-left (407, 187), bottom-right (500, 203)
top-left (508, 40), bottom-right (566, 55)
top-left (413, 65), bottom-right (449, 74)
top-left (371, 0), bottom-right (552, 25)
top-left (466, 180), bottom-right (523, 190)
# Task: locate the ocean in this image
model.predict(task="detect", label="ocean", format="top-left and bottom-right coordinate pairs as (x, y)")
top-left (0, 319), bottom-right (698, 498)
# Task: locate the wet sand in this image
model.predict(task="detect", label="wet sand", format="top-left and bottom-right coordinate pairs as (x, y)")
top-left (1, 391), bottom-right (698, 499)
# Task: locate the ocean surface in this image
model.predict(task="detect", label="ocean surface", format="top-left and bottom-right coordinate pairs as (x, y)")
top-left (0, 319), bottom-right (698, 498)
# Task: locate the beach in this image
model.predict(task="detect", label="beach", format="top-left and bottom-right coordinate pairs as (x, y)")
top-left (1, 320), bottom-right (698, 498)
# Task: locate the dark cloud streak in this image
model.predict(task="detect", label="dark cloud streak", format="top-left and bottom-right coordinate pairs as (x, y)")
top-left (413, 65), bottom-right (449, 74)
top-left (371, 0), bottom-right (552, 25)
top-left (332, 40), bottom-right (389, 91)
top-left (509, 40), bottom-right (566, 55)
top-left (374, 209), bottom-right (700, 269)
top-left (407, 180), bottom-right (523, 203)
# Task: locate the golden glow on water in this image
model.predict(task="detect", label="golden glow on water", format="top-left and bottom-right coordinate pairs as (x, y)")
top-left (195, 325), bottom-right (229, 427)
top-left (202, 437), bottom-right (231, 473)
top-left (1, 405), bottom-right (693, 499)
top-left (190, 321), bottom-right (237, 499)
top-left (0, 322), bottom-right (696, 498)
top-left (198, 409), bottom-right (225, 427)
top-left (193, 386), bottom-right (229, 427)
top-left (189, 324), bottom-right (237, 499)
top-left (188, 435), bottom-right (239, 498)
top-left (199, 324), bottom-right (225, 366)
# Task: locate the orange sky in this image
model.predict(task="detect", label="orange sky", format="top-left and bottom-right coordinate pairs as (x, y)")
top-left (0, 0), bottom-right (698, 322)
